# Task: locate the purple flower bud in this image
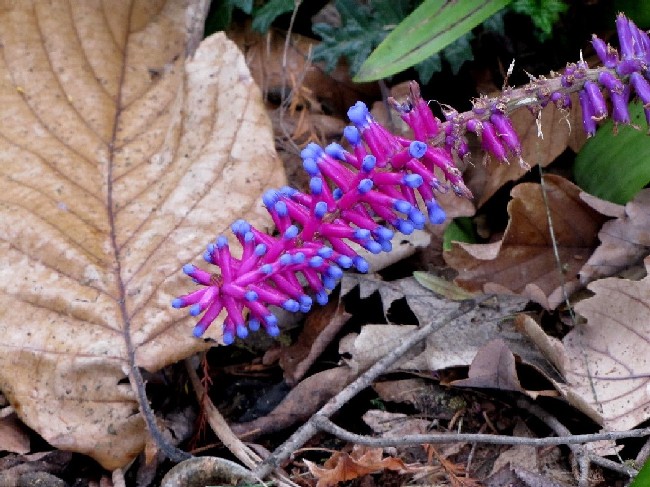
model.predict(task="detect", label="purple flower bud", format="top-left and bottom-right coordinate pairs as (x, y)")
top-left (630, 72), bottom-right (650, 106)
top-left (591, 35), bottom-right (618, 68)
top-left (490, 112), bottom-right (522, 157)
top-left (616, 13), bottom-right (635, 59)
top-left (579, 90), bottom-right (597, 137)
top-left (583, 81), bottom-right (607, 120)
top-left (480, 121), bottom-right (508, 162)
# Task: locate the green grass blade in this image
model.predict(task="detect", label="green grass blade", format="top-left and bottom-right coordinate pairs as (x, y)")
top-left (354, 0), bottom-right (512, 82)
top-left (574, 102), bottom-right (650, 204)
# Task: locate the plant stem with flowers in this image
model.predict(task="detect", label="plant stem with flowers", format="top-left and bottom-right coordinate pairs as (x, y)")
top-left (173, 13), bottom-right (650, 345)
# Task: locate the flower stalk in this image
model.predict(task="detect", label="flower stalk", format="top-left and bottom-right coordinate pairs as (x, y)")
top-left (174, 13), bottom-right (650, 344)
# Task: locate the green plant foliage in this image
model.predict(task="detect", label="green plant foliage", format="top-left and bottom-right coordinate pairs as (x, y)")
top-left (205, 0), bottom-right (253, 35)
top-left (251, 0), bottom-right (295, 33)
top-left (443, 217), bottom-right (477, 251)
top-left (311, 0), bottom-right (413, 75)
top-left (511, 0), bottom-right (568, 41)
top-left (629, 456), bottom-right (650, 487)
top-left (574, 102), bottom-right (650, 205)
top-left (353, 0), bottom-right (512, 83)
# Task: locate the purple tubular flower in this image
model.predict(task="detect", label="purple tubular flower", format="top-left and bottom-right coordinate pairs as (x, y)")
top-left (582, 81), bottom-right (607, 121)
top-left (592, 35), bottom-right (619, 68)
top-left (579, 90), bottom-right (597, 137)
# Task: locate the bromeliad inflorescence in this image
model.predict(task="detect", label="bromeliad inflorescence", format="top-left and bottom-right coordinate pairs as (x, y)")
top-left (174, 14), bottom-right (650, 345)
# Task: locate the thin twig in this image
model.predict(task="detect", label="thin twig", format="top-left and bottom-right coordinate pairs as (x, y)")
top-left (517, 399), bottom-right (638, 478)
top-left (254, 297), bottom-right (489, 479)
top-left (310, 415), bottom-right (650, 449)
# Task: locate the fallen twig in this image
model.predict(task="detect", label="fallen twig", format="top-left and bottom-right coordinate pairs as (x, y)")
top-left (254, 297), bottom-right (488, 479)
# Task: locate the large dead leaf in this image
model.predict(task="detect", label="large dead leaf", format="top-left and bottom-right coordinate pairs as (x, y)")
top-left (465, 94), bottom-right (587, 208)
top-left (445, 175), bottom-right (607, 309)
top-left (339, 276), bottom-right (560, 388)
top-left (579, 189), bottom-right (650, 283)
top-left (0, 1), bottom-right (284, 469)
top-left (559, 256), bottom-right (650, 431)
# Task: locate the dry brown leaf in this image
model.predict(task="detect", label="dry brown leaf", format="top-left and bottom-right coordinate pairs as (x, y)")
top-left (559, 255), bottom-right (650, 431)
top-left (305, 444), bottom-right (414, 487)
top-left (0, 1), bottom-right (284, 469)
top-left (465, 94), bottom-right (587, 207)
top-left (445, 175), bottom-right (607, 309)
top-left (0, 412), bottom-right (30, 455)
top-left (579, 188), bottom-right (650, 283)
top-left (228, 25), bottom-right (377, 118)
top-left (339, 277), bottom-right (561, 385)
top-left (231, 366), bottom-right (356, 439)
top-left (279, 301), bottom-right (352, 385)
top-left (451, 339), bottom-right (527, 393)
top-left (362, 409), bottom-right (430, 437)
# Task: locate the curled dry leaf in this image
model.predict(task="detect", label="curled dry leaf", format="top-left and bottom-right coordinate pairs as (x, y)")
top-left (464, 94), bottom-right (587, 208)
top-left (0, 1), bottom-right (284, 469)
top-left (445, 175), bottom-right (608, 310)
top-left (579, 188), bottom-right (650, 284)
top-left (305, 444), bottom-right (416, 487)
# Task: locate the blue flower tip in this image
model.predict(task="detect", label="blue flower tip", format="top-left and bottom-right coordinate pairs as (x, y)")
top-left (265, 314), bottom-right (278, 327)
top-left (317, 246), bottom-right (334, 259)
top-left (303, 158), bottom-right (319, 176)
top-left (192, 326), bottom-right (206, 338)
top-left (316, 290), bottom-right (329, 306)
top-left (236, 324), bottom-right (249, 339)
top-left (325, 142), bottom-right (346, 160)
top-left (182, 264), bottom-right (195, 275)
top-left (323, 276), bottom-right (338, 290)
top-left (343, 125), bottom-right (361, 145)
top-left (347, 101), bottom-right (370, 127)
top-left (409, 141), bottom-right (427, 159)
top-left (222, 332), bottom-right (235, 345)
top-left (262, 190), bottom-right (278, 207)
top-left (404, 174), bottom-right (423, 188)
top-left (261, 264), bottom-right (273, 274)
top-left (314, 201), bottom-right (328, 218)
top-left (337, 255), bottom-right (353, 268)
top-left (266, 324), bottom-right (281, 337)
top-left (362, 155), bottom-right (376, 172)
top-left (427, 202), bottom-right (446, 225)
top-left (284, 225), bottom-right (299, 239)
top-left (354, 256), bottom-right (370, 273)
top-left (216, 235), bottom-right (228, 249)
top-left (189, 304), bottom-right (201, 317)
top-left (245, 290), bottom-right (258, 302)
top-left (171, 298), bottom-right (183, 308)
top-left (283, 299), bottom-right (300, 312)
top-left (394, 200), bottom-right (412, 214)
top-left (358, 179), bottom-right (373, 194)
top-left (248, 319), bottom-right (261, 332)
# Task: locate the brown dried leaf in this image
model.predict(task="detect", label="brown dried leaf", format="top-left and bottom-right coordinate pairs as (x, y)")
top-left (579, 188), bottom-right (650, 283)
top-left (445, 175), bottom-right (607, 309)
top-left (279, 301), bottom-right (351, 385)
top-left (339, 277), bottom-right (560, 388)
top-left (451, 339), bottom-right (526, 393)
top-left (231, 366), bottom-right (356, 439)
top-left (305, 444), bottom-right (413, 487)
top-left (0, 2), bottom-right (284, 469)
top-left (0, 412), bottom-right (30, 455)
top-left (560, 256), bottom-right (650, 430)
top-left (465, 94), bottom-right (587, 207)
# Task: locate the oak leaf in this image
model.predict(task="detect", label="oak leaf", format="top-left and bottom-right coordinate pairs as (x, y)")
top-left (445, 175), bottom-right (607, 309)
top-left (0, 1), bottom-right (284, 469)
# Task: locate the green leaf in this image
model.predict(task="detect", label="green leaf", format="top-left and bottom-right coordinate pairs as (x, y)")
top-left (354, 0), bottom-right (513, 82)
top-left (312, 0), bottom-right (411, 76)
top-left (630, 456), bottom-right (650, 487)
top-left (443, 217), bottom-right (477, 251)
top-left (574, 102), bottom-right (650, 205)
top-left (511, 0), bottom-right (568, 41)
top-left (252, 0), bottom-right (295, 33)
